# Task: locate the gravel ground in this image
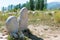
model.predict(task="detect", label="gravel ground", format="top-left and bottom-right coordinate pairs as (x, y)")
top-left (0, 33), bottom-right (8, 40)
top-left (28, 24), bottom-right (60, 40)
top-left (0, 24), bottom-right (60, 40)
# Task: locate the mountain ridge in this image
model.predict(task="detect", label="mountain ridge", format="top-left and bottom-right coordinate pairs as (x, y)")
top-left (47, 2), bottom-right (60, 10)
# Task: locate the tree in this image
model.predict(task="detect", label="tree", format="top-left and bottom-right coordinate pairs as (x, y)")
top-left (25, 1), bottom-right (30, 10)
top-left (8, 5), bottom-right (14, 11)
top-left (44, 0), bottom-right (47, 9)
top-left (36, 0), bottom-right (40, 10)
top-left (2, 7), bottom-right (7, 12)
top-left (40, 0), bottom-right (44, 10)
top-left (2, 7), bottom-right (5, 12)
top-left (35, 0), bottom-right (46, 10)
top-left (15, 4), bottom-right (21, 10)
top-left (11, 4), bottom-right (21, 12)
top-left (18, 4), bottom-right (21, 9)
top-left (21, 3), bottom-right (26, 8)
top-left (30, 0), bottom-right (34, 10)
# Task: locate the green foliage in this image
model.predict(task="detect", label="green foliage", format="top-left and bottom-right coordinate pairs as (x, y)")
top-left (30, 0), bottom-right (34, 10)
top-left (2, 0), bottom-right (47, 12)
top-left (44, 0), bottom-right (47, 9)
top-left (36, 0), bottom-right (40, 10)
top-left (21, 3), bottom-right (26, 8)
top-left (40, 0), bottom-right (44, 10)
top-left (35, 0), bottom-right (46, 10)
top-left (8, 35), bottom-right (14, 40)
top-left (25, 2), bottom-right (30, 10)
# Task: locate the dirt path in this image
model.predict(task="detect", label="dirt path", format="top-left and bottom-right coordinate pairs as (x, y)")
top-left (28, 24), bottom-right (60, 40)
top-left (0, 24), bottom-right (60, 40)
top-left (0, 33), bottom-right (8, 40)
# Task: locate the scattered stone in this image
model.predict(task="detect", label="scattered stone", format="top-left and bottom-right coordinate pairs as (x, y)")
top-left (0, 37), bottom-right (3, 39)
top-left (54, 35), bottom-right (58, 38)
top-left (44, 28), bottom-right (48, 31)
top-left (1, 27), bottom-right (8, 36)
top-left (2, 32), bottom-right (8, 36)
top-left (32, 11), bottom-right (35, 14)
top-left (3, 35), bottom-right (8, 39)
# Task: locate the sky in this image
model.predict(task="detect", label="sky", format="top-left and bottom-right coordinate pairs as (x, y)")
top-left (0, 0), bottom-right (29, 11)
top-left (0, 0), bottom-right (60, 11)
top-left (47, 0), bottom-right (60, 3)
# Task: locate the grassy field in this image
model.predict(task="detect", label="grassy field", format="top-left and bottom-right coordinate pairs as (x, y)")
top-left (0, 10), bottom-right (60, 40)
top-left (0, 10), bottom-right (60, 28)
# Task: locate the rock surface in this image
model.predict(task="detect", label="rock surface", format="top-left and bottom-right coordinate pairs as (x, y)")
top-left (6, 16), bottom-right (19, 33)
top-left (18, 7), bottom-right (28, 31)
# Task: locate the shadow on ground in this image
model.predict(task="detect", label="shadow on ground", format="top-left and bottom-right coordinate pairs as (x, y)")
top-left (22, 29), bottom-right (43, 40)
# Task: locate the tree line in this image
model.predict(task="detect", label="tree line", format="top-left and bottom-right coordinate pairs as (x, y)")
top-left (2, 0), bottom-right (47, 12)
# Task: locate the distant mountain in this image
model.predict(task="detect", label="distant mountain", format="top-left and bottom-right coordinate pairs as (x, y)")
top-left (47, 2), bottom-right (60, 10)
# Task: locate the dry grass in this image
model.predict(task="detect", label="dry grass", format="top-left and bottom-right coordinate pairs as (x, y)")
top-left (0, 10), bottom-right (60, 27)
top-left (0, 10), bottom-right (60, 40)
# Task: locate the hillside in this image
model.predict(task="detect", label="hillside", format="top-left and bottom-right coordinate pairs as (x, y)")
top-left (47, 2), bottom-right (60, 10)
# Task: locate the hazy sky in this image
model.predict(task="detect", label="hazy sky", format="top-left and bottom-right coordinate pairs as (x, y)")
top-left (47, 0), bottom-right (60, 3)
top-left (0, 0), bottom-right (60, 11)
top-left (0, 0), bottom-right (29, 11)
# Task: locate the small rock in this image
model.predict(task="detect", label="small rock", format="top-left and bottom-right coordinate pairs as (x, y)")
top-left (0, 37), bottom-right (3, 39)
top-left (54, 35), bottom-right (58, 38)
top-left (44, 28), bottom-right (48, 31)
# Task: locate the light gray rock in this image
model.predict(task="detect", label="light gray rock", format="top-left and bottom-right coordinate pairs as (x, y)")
top-left (6, 16), bottom-right (24, 38)
top-left (18, 7), bottom-right (28, 31)
top-left (6, 16), bottom-right (19, 33)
